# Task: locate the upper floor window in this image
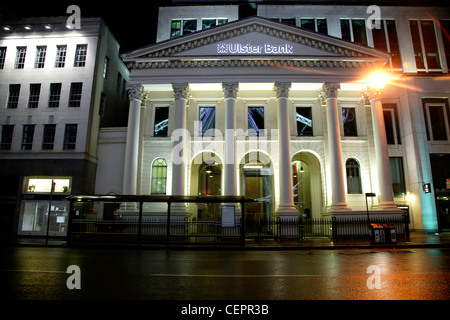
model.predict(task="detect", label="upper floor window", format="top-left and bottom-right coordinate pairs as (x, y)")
top-left (21, 125), bottom-right (35, 150)
top-left (199, 107), bottom-right (215, 137)
top-left (63, 124), bottom-right (78, 150)
top-left (28, 84), bottom-right (41, 108)
top-left (55, 45), bottom-right (67, 68)
top-left (15, 47), bottom-right (27, 69)
top-left (7, 84), bottom-right (20, 109)
top-left (341, 19), bottom-right (367, 45)
top-left (42, 124), bottom-right (56, 150)
top-left (74, 44), bottom-right (87, 67)
top-left (34, 46), bottom-right (46, 68)
top-left (372, 20), bottom-right (402, 69)
top-left (342, 107), bottom-right (358, 137)
top-left (49, 83), bottom-right (62, 108)
top-left (422, 98), bottom-right (450, 141)
top-left (410, 20), bottom-right (441, 72)
top-left (301, 18), bottom-right (328, 35)
top-left (69, 82), bottom-right (83, 107)
top-left (1, 125), bottom-right (14, 150)
top-left (440, 20), bottom-right (450, 71)
top-left (103, 56), bottom-right (110, 79)
top-left (383, 104), bottom-right (402, 145)
top-left (154, 107), bottom-right (169, 137)
top-left (296, 107), bottom-right (313, 136)
top-left (171, 19), bottom-right (197, 38)
top-left (202, 18), bottom-right (228, 30)
top-left (248, 107), bottom-right (264, 136)
top-left (0, 47), bottom-right (7, 69)
top-left (271, 18), bottom-right (296, 27)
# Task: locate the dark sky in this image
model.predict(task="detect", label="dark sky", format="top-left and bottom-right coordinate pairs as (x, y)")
top-left (2, 1), bottom-right (448, 54)
top-left (1, 1), bottom-right (173, 53)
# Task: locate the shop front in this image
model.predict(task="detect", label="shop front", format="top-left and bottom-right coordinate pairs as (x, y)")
top-left (17, 177), bottom-right (71, 237)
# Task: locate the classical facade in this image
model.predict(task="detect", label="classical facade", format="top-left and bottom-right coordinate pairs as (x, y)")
top-left (95, 3), bottom-right (450, 233)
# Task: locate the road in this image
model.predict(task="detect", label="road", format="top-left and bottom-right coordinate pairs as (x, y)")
top-left (1, 246), bottom-right (449, 302)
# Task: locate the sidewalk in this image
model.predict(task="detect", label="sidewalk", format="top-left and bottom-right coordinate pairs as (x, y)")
top-left (245, 231), bottom-right (450, 249)
top-left (9, 231), bottom-right (450, 249)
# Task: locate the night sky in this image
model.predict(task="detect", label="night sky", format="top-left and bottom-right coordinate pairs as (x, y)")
top-left (1, 1), bottom-right (448, 54)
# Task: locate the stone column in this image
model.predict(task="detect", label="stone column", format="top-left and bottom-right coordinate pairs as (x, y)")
top-left (222, 82), bottom-right (239, 197)
top-left (123, 83), bottom-right (146, 195)
top-left (171, 83), bottom-right (190, 214)
top-left (363, 86), bottom-right (397, 209)
top-left (274, 81), bottom-right (298, 216)
top-left (322, 82), bottom-right (350, 212)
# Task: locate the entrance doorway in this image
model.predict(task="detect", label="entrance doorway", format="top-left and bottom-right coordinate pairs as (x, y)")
top-left (291, 151), bottom-right (322, 219)
top-left (240, 152), bottom-right (274, 223)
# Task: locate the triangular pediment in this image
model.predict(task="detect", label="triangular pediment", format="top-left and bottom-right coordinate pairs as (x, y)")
top-left (122, 16), bottom-right (390, 64)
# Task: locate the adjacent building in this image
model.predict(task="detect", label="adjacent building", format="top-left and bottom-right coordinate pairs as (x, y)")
top-left (0, 17), bottom-right (130, 238)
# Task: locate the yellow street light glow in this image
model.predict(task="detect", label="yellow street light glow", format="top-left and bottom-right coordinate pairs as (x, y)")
top-left (366, 72), bottom-right (392, 89)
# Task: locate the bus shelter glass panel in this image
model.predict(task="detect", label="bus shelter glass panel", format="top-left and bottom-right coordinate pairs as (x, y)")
top-left (18, 200), bottom-right (69, 236)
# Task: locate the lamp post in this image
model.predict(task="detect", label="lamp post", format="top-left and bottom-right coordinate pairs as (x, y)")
top-left (365, 192), bottom-right (376, 232)
top-left (45, 179), bottom-right (55, 245)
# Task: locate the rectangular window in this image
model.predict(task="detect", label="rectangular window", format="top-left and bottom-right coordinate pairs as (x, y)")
top-left (99, 93), bottom-right (106, 117)
top-left (340, 19), bottom-right (367, 45)
top-left (0, 47), bottom-right (6, 69)
top-left (34, 46), bottom-right (46, 68)
top-left (422, 99), bottom-right (450, 141)
top-left (63, 124), bottom-right (77, 150)
top-left (410, 20), bottom-right (442, 71)
top-left (182, 19), bottom-right (197, 35)
top-left (21, 125), bottom-right (35, 150)
top-left (48, 83), bottom-right (62, 108)
top-left (390, 157), bottom-right (406, 196)
top-left (199, 107), bottom-right (215, 136)
top-left (271, 18), bottom-right (296, 26)
top-left (372, 20), bottom-right (402, 69)
top-left (116, 73), bottom-right (122, 94)
top-left (28, 84), bottom-right (41, 108)
top-left (342, 107), bottom-right (358, 136)
top-left (154, 107), bottom-right (169, 137)
top-left (55, 45), bottom-right (67, 68)
top-left (7, 84), bottom-right (21, 109)
top-left (296, 107), bottom-right (313, 136)
top-left (170, 19), bottom-right (197, 38)
top-left (15, 47), bottom-right (27, 69)
top-left (440, 20), bottom-right (450, 70)
top-left (300, 18), bottom-right (327, 34)
top-left (74, 44), bottom-right (87, 67)
top-left (1, 125), bottom-right (14, 150)
top-left (69, 82), bottom-right (82, 107)
top-left (170, 19), bottom-right (181, 38)
top-left (383, 104), bottom-right (402, 145)
top-left (248, 107), bottom-right (264, 136)
top-left (42, 124), bottom-right (56, 150)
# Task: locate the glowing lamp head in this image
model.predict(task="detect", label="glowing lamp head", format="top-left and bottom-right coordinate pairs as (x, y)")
top-left (366, 72), bottom-right (391, 89)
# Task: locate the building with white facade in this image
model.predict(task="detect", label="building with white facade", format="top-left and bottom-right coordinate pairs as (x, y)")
top-left (0, 17), bottom-right (130, 237)
top-left (98, 2), bottom-right (448, 234)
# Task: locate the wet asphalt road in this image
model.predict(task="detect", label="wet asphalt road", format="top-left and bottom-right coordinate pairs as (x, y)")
top-left (1, 246), bottom-right (450, 301)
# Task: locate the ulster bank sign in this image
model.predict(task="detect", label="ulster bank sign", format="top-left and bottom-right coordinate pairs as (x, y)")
top-left (217, 42), bottom-right (294, 55)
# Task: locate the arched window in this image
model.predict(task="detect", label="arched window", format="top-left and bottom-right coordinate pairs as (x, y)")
top-left (151, 158), bottom-right (167, 194)
top-left (346, 158), bottom-right (362, 194)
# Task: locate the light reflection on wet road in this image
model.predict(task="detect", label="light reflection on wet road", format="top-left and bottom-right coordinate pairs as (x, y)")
top-left (1, 247), bottom-right (449, 300)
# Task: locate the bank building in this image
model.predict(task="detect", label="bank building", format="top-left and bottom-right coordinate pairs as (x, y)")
top-left (2, 1), bottom-right (450, 242)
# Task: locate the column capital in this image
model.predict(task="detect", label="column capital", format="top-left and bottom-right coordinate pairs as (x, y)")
top-left (172, 82), bottom-right (191, 100)
top-left (126, 83), bottom-right (145, 101)
top-left (362, 85), bottom-right (383, 102)
top-left (320, 82), bottom-right (340, 100)
top-left (274, 81), bottom-right (291, 99)
top-left (222, 82), bottom-right (239, 99)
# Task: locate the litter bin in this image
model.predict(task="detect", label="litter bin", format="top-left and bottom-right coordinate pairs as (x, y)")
top-left (370, 223), bottom-right (396, 244)
top-left (383, 224), bottom-right (397, 244)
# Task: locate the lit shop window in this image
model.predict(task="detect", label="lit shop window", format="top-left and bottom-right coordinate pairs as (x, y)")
top-left (24, 177), bottom-right (72, 194)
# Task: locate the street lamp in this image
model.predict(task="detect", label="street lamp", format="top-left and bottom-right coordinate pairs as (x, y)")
top-left (365, 192), bottom-right (376, 233)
